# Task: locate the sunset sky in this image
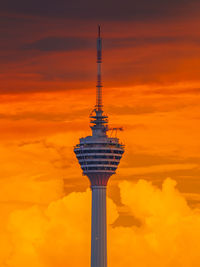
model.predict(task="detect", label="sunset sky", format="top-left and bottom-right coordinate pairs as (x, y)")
top-left (1, 1), bottom-right (200, 266)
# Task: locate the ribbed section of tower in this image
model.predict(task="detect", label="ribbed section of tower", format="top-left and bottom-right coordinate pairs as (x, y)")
top-left (74, 136), bottom-right (124, 186)
top-left (74, 25), bottom-right (124, 267)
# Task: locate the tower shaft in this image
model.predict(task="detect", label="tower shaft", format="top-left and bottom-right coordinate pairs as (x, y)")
top-left (91, 186), bottom-right (107, 267)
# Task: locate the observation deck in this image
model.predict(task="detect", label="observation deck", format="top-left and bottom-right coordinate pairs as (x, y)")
top-left (75, 135), bottom-right (124, 169)
top-left (74, 136), bottom-right (124, 186)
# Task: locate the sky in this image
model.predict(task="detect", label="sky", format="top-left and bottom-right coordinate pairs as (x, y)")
top-left (1, 0), bottom-right (200, 266)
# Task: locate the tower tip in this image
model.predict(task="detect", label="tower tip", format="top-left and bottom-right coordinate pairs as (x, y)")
top-left (98, 24), bottom-right (101, 38)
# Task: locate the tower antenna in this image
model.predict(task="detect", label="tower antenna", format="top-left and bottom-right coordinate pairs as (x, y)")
top-left (96, 24), bottom-right (102, 111)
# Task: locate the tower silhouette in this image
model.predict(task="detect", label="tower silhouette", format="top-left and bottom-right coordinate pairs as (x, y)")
top-left (74, 25), bottom-right (125, 267)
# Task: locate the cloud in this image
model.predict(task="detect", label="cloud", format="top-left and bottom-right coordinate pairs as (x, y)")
top-left (107, 105), bottom-right (157, 115)
top-left (1, 178), bottom-right (200, 266)
top-left (104, 36), bottom-right (196, 49)
top-left (119, 164), bottom-right (199, 178)
top-left (1, 0), bottom-right (199, 21)
top-left (23, 37), bottom-right (93, 52)
top-left (121, 153), bottom-right (200, 168)
top-left (117, 153), bottom-right (200, 185)
top-left (0, 110), bottom-right (88, 121)
top-left (17, 138), bottom-right (74, 171)
top-left (148, 87), bottom-right (200, 96)
top-left (114, 179), bottom-right (200, 266)
top-left (23, 35), bottom-right (200, 53)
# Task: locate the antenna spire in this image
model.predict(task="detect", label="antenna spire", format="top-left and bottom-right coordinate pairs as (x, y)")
top-left (90, 25), bottom-right (108, 137)
top-left (98, 24), bottom-right (101, 38)
top-left (96, 24), bottom-right (102, 111)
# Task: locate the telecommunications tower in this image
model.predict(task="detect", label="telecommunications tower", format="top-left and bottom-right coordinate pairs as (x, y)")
top-left (74, 25), bottom-right (125, 267)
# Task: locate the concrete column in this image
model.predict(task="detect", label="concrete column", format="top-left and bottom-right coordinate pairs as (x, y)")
top-left (91, 185), bottom-right (107, 267)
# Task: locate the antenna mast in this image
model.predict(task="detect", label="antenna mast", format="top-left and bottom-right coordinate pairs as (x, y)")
top-left (96, 24), bottom-right (102, 111)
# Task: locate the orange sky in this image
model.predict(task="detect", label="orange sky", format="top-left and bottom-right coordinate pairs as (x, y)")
top-left (1, 2), bottom-right (200, 266)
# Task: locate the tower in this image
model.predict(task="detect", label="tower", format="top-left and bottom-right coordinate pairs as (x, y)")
top-left (74, 25), bottom-right (125, 267)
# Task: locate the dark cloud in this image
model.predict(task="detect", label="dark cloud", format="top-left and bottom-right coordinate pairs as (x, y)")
top-left (124, 153), bottom-right (200, 168)
top-left (0, 0), bottom-right (199, 21)
top-left (115, 36), bottom-right (200, 49)
top-left (147, 87), bottom-right (200, 95)
top-left (104, 36), bottom-right (187, 49)
top-left (42, 141), bottom-right (72, 170)
top-left (23, 37), bottom-right (93, 52)
top-left (0, 1), bottom-right (200, 95)
top-left (107, 105), bottom-right (157, 115)
top-left (117, 154), bottom-right (200, 192)
top-left (0, 109), bottom-right (89, 121)
top-left (18, 139), bottom-right (42, 147)
top-left (23, 35), bottom-right (199, 52)
top-left (107, 101), bottom-right (193, 116)
top-left (112, 212), bottom-right (142, 228)
top-left (18, 139), bottom-right (74, 170)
